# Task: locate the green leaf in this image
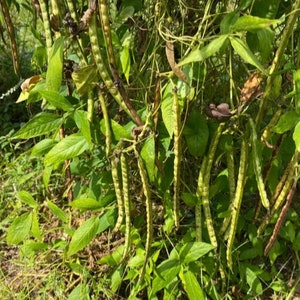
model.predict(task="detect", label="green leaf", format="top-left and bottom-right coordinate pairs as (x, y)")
top-left (229, 37), bottom-right (267, 74)
top-left (181, 192), bottom-right (198, 207)
top-left (273, 111), bottom-right (300, 134)
top-left (67, 216), bottom-right (100, 257)
top-left (68, 284), bottom-right (90, 300)
top-left (180, 269), bottom-right (204, 300)
top-left (251, 0), bottom-right (280, 19)
top-left (151, 258), bottom-right (181, 295)
top-left (13, 112), bottom-right (63, 139)
top-left (97, 209), bottom-right (116, 234)
top-left (16, 190), bottom-right (38, 209)
top-left (179, 242), bottom-right (215, 264)
top-left (220, 12), bottom-right (239, 34)
top-left (178, 35), bottom-right (228, 66)
top-left (46, 36), bottom-right (64, 91)
top-left (38, 90), bottom-right (73, 111)
top-left (230, 15), bottom-right (279, 32)
top-left (100, 119), bottom-right (131, 141)
top-left (31, 210), bottom-right (41, 241)
top-left (256, 28), bottom-right (274, 63)
top-left (74, 110), bottom-right (92, 147)
top-left (44, 133), bottom-right (90, 167)
top-left (7, 212), bottom-right (33, 245)
top-left (183, 111), bottom-right (209, 156)
top-left (72, 64), bottom-right (98, 96)
top-left (69, 198), bottom-right (103, 210)
top-left (140, 135), bottom-right (155, 182)
top-left (47, 200), bottom-right (67, 223)
top-left (99, 245), bottom-right (124, 266)
top-left (120, 32), bottom-right (132, 83)
top-left (31, 139), bottom-right (57, 157)
top-left (161, 83), bottom-right (174, 137)
top-left (246, 267), bottom-right (263, 295)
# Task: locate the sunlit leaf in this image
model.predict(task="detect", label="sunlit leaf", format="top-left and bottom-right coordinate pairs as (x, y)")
top-left (17, 190), bottom-right (38, 209)
top-left (47, 200), bottom-right (67, 223)
top-left (140, 135), bottom-right (155, 182)
top-left (46, 36), bottom-right (64, 91)
top-left (180, 269), bottom-right (204, 300)
top-left (13, 112), bottom-right (63, 139)
top-left (74, 110), bottom-right (92, 147)
top-left (273, 111), bottom-right (300, 134)
top-left (7, 212), bottom-right (32, 245)
top-left (230, 15), bottom-right (279, 32)
top-left (178, 35), bottom-right (228, 66)
top-left (179, 242), bottom-right (215, 264)
top-left (44, 133), bottom-right (89, 167)
top-left (38, 90), bottom-right (73, 111)
top-left (67, 216), bottom-right (100, 257)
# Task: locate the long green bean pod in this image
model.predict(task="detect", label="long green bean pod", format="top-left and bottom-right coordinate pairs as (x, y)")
top-left (226, 137), bottom-right (248, 270)
top-left (202, 123), bottom-right (225, 249)
top-left (195, 156), bottom-right (207, 242)
top-left (136, 150), bottom-right (153, 284)
top-left (39, 0), bottom-right (53, 56)
top-left (98, 91), bottom-right (111, 157)
top-left (88, 14), bottom-right (135, 120)
top-left (121, 153), bottom-right (131, 259)
top-left (98, 0), bottom-right (116, 67)
top-left (219, 147), bottom-right (235, 237)
top-left (112, 156), bottom-right (124, 232)
top-left (172, 87), bottom-right (181, 228)
top-left (249, 118), bottom-right (270, 211)
top-left (257, 151), bottom-right (298, 236)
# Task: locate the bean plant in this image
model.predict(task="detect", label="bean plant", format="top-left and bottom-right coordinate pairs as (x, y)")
top-left (1, 0), bottom-right (300, 299)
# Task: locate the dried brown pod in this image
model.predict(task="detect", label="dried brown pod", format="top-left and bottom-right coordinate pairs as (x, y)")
top-left (240, 71), bottom-right (263, 103)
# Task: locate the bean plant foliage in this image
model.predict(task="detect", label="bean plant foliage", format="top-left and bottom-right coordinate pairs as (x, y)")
top-left (1, 0), bottom-right (300, 299)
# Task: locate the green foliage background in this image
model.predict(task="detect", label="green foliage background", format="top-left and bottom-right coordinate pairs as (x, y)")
top-left (1, 0), bottom-right (300, 299)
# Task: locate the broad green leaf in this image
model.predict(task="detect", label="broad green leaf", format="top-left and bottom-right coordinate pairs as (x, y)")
top-left (43, 164), bottom-right (53, 189)
top-left (97, 209), bottom-right (116, 233)
top-left (229, 37), bottom-right (267, 74)
top-left (120, 32), bottom-right (132, 83)
top-left (273, 111), bottom-right (300, 134)
top-left (179, 242), bottom-right (215, 264)
top-left (16, 190), bottom-right (38, 209)
top-left (256, 28), bottom-right (274, 63)
top-left (178, 35), bottom-right (228, 66)
top-left (251, 0), bottom-right (280, 19)
top-left (140, 135), bottom-right (155, 182)
top-left (31, 210), bottom-right (41, 241)
top-left (294, 70), bottom-right (300, 114)
top-left (7, 212), bottom-right (33, 245)
top-left (151, 258), bottom-right (181, 295)
top-left (183, 111), bottom-right (208, 156)
top-left (20, 241), bottom-right (48, 257)
top-left (180, 269), bottom-right (204, 300)
top-left (74, 110), bottom-right (92, 147)
top-left (111, 265), bottom-right (123, 292)
top-left (13, 112), bottom-right (63, 139)
top-left (39, 90), bottom-right (73, 111)
top-left (181, 193), bottom-right (198, 207)
top-left (46, 36), bottom-right (64, 91)
top-left (44, 133), bottom-right (90, 167)
top-left (230, 15), bottom-right (279, 32)
top-left (99, 245), bottom-right (124, 266)
top-left (161, 83), bottom-right (174, 137)
top-left (70, 198), bottom-right (103, 210)
top-left (47, 200), bottom-right (67, 223)
top-left (220, 12), bottom-right (239, 34)
top-left (100, 119), bottom-right (131, 141)
top-left (72, 64), bottom-right (98, 96)
top-left (68, 284), bottom-right (90, 300)
top-left (31, 139), bottom-right (57, 157)
top-left (67, 216), bottom-right (100, 257)
top-left (246, 267), bottom-right (263, 295)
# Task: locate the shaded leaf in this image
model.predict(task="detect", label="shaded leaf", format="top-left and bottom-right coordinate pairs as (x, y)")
top-left (273, 111), bottom-right (300, 134)
top-left (229, 37), bottom-right (267, 74)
